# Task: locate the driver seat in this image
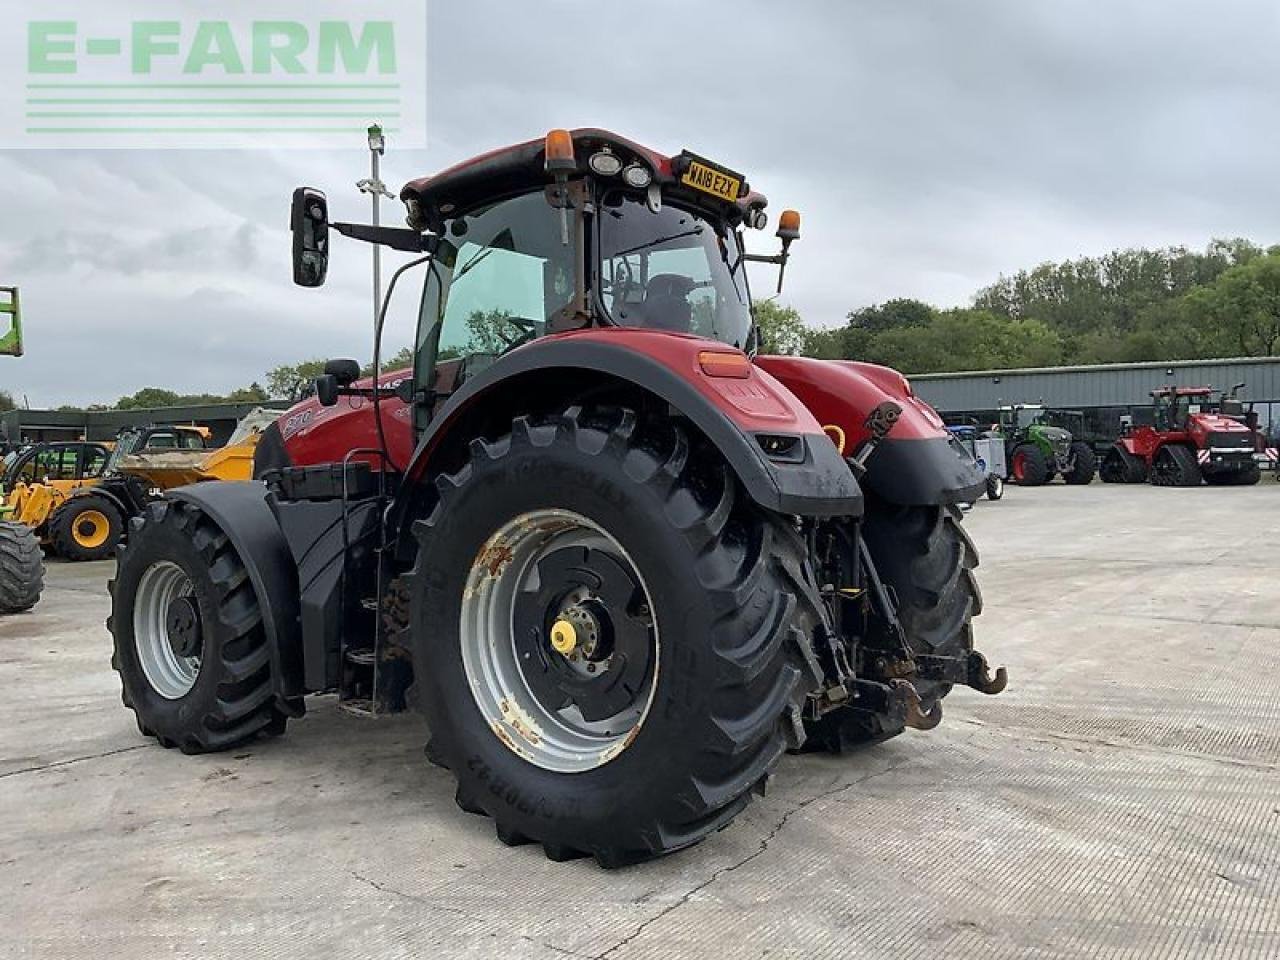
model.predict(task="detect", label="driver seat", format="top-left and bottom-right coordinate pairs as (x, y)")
top-left (640, 274), bottom-right (695, 333)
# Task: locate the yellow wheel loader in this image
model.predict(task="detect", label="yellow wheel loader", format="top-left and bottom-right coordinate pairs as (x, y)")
top-left (2, 413), bottom-right (278, 562)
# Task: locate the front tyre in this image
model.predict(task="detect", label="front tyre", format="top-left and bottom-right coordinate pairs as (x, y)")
top-left (1064, 442), bottom-right (1096, 484)
top-left (1010, 444), bottom-right (1049, 485)
top-left (985, 474), bottom-right (1004, 500)
top-left (51, 494), bottom-right (123, 561)
top-left (109, 500), bottom-right (298, 753)
top-left (409, 407), bottom-right (824, 866)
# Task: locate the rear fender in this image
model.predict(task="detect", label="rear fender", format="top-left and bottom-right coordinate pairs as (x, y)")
top-left (754, 356), bottom-right (984, 505)
top-left (396, 330), bottom-right (862, 541)
top-left (166, 482), bottom-right (305, 699)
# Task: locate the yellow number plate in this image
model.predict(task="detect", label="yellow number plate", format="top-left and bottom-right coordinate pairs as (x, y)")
top-left (681, 160), bottom-right (742, 202)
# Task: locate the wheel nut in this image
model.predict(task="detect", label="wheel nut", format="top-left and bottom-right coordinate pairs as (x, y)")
top-left (550, 619), bottom-right (577, 655)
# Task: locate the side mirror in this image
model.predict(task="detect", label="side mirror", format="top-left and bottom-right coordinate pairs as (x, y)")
top-left (315, 374), bottom-right (339, 407)
top-left (291, 187), bottom-right (330, 287)
top-left (324, 358), bottom-right (361, 387)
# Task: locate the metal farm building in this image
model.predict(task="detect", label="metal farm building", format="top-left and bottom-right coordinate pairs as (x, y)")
top-left (911, 356), bottom-right (1280, 444)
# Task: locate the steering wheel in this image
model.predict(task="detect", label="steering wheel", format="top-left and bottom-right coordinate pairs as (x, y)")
top-left (494, 315), bottom-right (540, 349)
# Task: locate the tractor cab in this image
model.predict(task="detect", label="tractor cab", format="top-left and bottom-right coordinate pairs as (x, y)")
top-left (291, 129), bottom-right (800, 430)
top-left (1151, 386), bottom-right (1212, 431)
top-left (1, 442), bottom-right (111, 494)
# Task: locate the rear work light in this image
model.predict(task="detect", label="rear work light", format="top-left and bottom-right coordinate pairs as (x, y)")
top-left (698, 351), bottom-right (751, 379)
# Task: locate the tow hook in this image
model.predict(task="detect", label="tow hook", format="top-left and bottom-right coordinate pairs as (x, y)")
top-left (915, 650), bottom-right (1008, 695)
top-left (893, 679), bottom-right (943, 731)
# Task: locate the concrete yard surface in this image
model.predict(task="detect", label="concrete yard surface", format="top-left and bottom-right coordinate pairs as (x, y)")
top-left (1, 482), bottom-right (1277, 958)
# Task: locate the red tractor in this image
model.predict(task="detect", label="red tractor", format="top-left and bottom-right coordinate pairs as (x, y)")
top-left (1100, 384), bottom-right (1263, 486)
top-left (107, 129), bottom-right (1004, 866)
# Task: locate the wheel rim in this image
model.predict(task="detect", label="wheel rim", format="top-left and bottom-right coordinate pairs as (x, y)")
top-left (73, 509), bottom-right (110, 550)
top-left (1012, 453), bottom-right (1026, 480)
top-left (460, 509), bottom-right (659, 774)
top-left (133, 561), bottom-right (202, 699)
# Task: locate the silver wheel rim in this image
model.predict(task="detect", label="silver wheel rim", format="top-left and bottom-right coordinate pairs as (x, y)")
top-left (134, 561), bottom-right (201, 699)
top-left (460, 509), bottom-right (659, 773)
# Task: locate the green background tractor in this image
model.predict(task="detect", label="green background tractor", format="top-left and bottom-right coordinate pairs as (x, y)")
top-left (0, 286), bottom-right (44, 615)
top-left (0, 286), bottom-right (22, 357)
top-left (996, 403), bottom-right (1096, 485)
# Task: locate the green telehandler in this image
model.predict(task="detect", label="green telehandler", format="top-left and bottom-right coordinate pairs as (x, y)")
top-left (0, 286), bottom-right (45, 615)
top-left (995, 403), bottom-right (1096, 486)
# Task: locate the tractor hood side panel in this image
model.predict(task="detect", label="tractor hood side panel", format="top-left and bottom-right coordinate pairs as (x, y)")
top-left (254, 369), bottom-right (417, 478)
top-left (755, 355), bottom-right (985, 505)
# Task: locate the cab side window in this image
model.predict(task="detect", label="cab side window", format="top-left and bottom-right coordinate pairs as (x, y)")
top-left (84, 446), bottom-right (109, 478)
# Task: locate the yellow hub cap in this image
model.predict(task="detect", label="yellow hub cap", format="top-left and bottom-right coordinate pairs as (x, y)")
top-left (73, 510), bottom-right (111, 550)
top-left (549, 619), bottom-right (577, 655)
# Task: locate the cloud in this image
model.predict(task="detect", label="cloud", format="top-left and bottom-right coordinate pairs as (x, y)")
top-left (2, 0), bottom-right (1278, 405)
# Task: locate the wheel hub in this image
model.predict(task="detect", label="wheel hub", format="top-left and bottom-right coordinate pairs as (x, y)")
top-left (460, 509), bottom-right (660, 773)
top-left (133, 561), bottom-right (202, 700)
top-left (165, 595), bottom-right (202, 659)
top-left (513, 544), bottom-right (651, 724)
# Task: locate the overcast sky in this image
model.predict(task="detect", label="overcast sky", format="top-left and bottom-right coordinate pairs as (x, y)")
top-left (2, 0), bottom-right (1278, 407)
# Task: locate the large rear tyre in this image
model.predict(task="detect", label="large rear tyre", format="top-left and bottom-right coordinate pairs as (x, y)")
top-left (51, 494), bottom-right (123, 561)
top-left (1100, 445), bottom-right (1147, 483)
top-left (1009, 445), bottom-right (1049, 486)
top-left (0, 522), bottom-right (43, 614)
top-left (1150, 444), bottom-right (1202, 487)
top-left (802, 502), bottom-right (981, 753)
top-left (109, 500), bottom-right (299, 754)
top-left (1064, 442), bottom-right (1096, 484)
top-left (409, 407), bottom-right (824, 867)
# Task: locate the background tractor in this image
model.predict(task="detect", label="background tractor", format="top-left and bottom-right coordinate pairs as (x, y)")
top-left (0, 285), bottom-right (42, 615)
top-left (107, 129), bottom-right (1004, 866)
top-left (995, 403), bottom-right (1095, 486)
top-left (1100, 384), bottom-right (1262, 486)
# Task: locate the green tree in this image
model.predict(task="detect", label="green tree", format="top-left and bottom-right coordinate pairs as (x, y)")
top-left (847, 298), bottom-right (933, 333)
top-left (752, 300), bottom-right (808, 355)
top-left (360, 346), bottom-right (415, 378)
top-left (0, 390), bottom-right (15, 413)
top-left (116, 387), bottom-right (181, 410)
top-left (1182, 253), bottom-right (1280, 356)
top-left (266, 360), bottom-right (328, 402)
top-left (226, 382), bottom-right (269, 404)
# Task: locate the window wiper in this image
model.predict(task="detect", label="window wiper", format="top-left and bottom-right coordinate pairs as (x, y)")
top-left (454, 246), bottom-right (495, 282)
top-left (612, 227), bottom-right (703, 260)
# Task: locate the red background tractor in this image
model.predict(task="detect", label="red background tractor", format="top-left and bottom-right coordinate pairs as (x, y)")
top-left (1100, 384), bottom-right (1263, 486)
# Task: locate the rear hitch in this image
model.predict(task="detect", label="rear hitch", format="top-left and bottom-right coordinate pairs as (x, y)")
top-left (894, 679), bottom-right (943, 731)
top-left (811, 676), bottom-right (941, 732)
top-left (915, 650), bottom-right (1008, 696)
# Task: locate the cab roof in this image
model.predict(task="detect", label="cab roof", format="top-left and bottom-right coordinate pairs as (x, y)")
top-left (399, 128), bottom-right (767, 232)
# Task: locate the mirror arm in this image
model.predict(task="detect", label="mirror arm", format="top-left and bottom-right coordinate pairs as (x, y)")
top-left (333, 222), bottom-right (437, 253)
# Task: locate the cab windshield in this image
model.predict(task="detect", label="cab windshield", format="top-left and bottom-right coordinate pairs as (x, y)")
top-left (597, 193), bottom-right (753, 349)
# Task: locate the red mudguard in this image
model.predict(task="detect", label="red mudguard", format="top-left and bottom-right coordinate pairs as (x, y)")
top-left (755, 356), bottom-right (984, 505)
